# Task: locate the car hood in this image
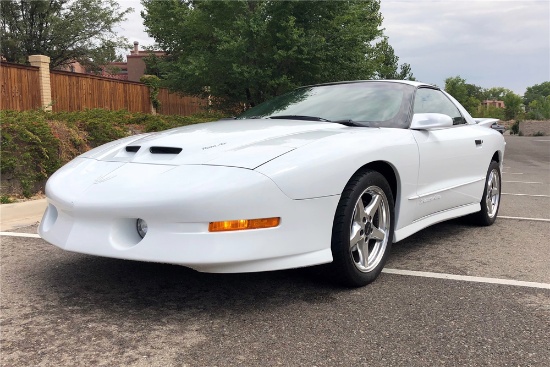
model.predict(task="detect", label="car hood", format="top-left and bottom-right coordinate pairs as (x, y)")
top-left (80, 119), bottom-right (346, 169)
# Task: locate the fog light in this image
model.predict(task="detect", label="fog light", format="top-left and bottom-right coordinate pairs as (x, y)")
top-left (136, 219), bottom-right (148, 238)
top-left (208, 217), bottom-right (280, 232)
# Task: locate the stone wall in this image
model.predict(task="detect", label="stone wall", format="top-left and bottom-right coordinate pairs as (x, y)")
top-left (519, 120), bottom-right (550, 136)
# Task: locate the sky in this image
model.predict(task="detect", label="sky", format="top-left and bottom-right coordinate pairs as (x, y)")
top-left (114, 0), bottom-right (550, 95)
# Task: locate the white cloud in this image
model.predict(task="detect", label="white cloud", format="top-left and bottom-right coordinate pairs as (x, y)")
top-left (113, 0), bottom-right (155, 50)
top-left (380, 0), bottom-right (550, 94)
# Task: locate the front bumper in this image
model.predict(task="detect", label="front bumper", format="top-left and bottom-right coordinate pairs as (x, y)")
top-left (39, 159), bottom-right (339, 272)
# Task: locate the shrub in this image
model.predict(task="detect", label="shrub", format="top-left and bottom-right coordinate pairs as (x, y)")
top-left (1, 110), bottom-right (62, 197)
top-left (1, 195), bottom-right (14, 204)
top-left (533, 131), bottom-right (545, 136)
top-left (1, 109), bottom-right (228, 197)
top-left (140, 75), bottom-right (162, 110)
top-left (509, 120), bottom-right (521, 135)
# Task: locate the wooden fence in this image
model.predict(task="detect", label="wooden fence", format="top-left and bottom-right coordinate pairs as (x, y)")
top-left (157, 88), bottom-right (206, 115)
top-left (50, 70), bottom-right (151, 113)
top-left (1, 60), bottom-right (207, 116)
top-left (0, 62), bottom-right (42, 111)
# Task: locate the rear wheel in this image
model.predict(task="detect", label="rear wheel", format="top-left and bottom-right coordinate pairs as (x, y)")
top-left (469, 160), bottom-right (501, 226)
top-left (330, 170), bottom-right (394, 287)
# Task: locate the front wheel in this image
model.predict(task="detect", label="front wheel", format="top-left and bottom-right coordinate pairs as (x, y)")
top-left (330, 170), bottom-right (395, 287)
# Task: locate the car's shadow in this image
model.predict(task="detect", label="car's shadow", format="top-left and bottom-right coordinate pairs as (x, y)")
top-left (37, 251), bottom-right (345, 317)
top-left (35, 218), bottom-right (474, 316)
top-left (390, 217), bottom-right (472, 255)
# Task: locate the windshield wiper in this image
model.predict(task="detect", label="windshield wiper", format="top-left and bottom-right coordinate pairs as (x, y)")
top-left (267, 115), bottom-right (366, 127)
top-left (267, 115), bottom-right (331, 122)
top-left (330, 119), bottom-right (366, 127)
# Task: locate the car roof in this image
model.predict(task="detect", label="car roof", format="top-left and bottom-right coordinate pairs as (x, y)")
top-left (305, 80), bottom-right (437, 89)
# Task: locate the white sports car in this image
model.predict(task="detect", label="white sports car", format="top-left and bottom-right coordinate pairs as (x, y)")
top-left (39, 80), bottom-right (505, 287)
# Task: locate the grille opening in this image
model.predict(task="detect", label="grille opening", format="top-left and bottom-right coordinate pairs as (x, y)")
top-left (125, 146), bottom-right (140, 152)
top-left (150, 146), bottom-right (183, 154)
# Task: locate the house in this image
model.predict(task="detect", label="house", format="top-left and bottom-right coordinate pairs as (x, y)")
top-left (482, 100), bottom-right (505, 109)
top-left (95, 61), bottom-right (126, 80)
top-left (60, 41), bottom-right (165, 82)
top-left (125, 41), bottom-right (165, 82)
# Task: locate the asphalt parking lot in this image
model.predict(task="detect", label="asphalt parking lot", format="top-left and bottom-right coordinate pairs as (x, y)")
top-left (1, 135), bottom-right (549, 366)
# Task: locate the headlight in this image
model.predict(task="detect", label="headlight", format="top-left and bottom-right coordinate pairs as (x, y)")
top-left (136, 219), bottom-right (148, 238)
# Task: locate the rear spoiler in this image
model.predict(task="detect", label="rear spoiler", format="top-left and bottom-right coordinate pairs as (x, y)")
top-left (473, 118), bottom-right (499, 127)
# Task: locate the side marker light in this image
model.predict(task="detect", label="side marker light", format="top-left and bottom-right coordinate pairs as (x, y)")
top-left (208, 217), bottom-right (280, 232)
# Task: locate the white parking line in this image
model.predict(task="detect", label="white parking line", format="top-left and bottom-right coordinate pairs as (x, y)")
top-left (382, 268), bottom-right (550, 290)
top-left (534, 140), bottom-right (550, 142)
top-left (502, 193), bottom-right (550, 197)
top-left (0, 232), bottom-right (41, 238)
top-left (498, 215), bottom-right (550, 222)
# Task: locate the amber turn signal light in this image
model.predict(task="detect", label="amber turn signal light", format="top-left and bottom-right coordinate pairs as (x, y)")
top-left (208, 217), bottom-right (280, 232)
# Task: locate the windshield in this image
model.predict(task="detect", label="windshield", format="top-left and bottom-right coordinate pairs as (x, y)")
top-left (237, 82), bottom-right (415, 128)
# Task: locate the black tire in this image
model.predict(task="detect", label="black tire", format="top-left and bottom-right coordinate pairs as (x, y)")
top-left (469, 160), bottom-right (501, 226)
top-left (330, 170), bottom-right (395, 287)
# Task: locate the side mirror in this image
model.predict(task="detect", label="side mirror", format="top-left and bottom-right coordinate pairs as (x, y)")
top-left (410, 113), bottom-right (453, 130)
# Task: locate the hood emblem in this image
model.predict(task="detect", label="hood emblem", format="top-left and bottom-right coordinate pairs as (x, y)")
top-left (202, 142), bottom-right (226, 150)
top-left (94, 174), bottom-right (117, 184)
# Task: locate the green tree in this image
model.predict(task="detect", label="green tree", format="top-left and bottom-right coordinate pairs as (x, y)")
top-left (503, 92), bottom-right (523, 120)
top-left (474, 105), bottom-right (505, 120)
top-left (526, 96), bottom-right (550, 120)
top-left (524, 81), bottom-right (550, 106)
top-left (373, 38), bottom-right (415, 80)
top-left (482, 87), bottom-right (512, 101)
top-left (465, 83), bottom-right (483, 101)
top-left (142, 0), bottom-right (412, 109)
top-left (444, 76), bottom-right (480, 114)
top-left (0, 0), bottom-right (131, 71)
top-left (444, 76), bottom-right (469, 103)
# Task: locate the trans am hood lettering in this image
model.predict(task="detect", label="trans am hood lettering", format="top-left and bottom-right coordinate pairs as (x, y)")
top-left (81, 119), bottom-right (345, 169)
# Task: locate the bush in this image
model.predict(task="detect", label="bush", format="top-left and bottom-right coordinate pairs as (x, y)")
top-left (1, 110), bottom-right (62, 196)
top-left (1, 195), bottom-right (14, 204)
top-left (510, 120), bottom-right (520, 135)
top-left (1, 109), bottom-right (227, 197)
top-left (533, 131), bottom-right (545, 136)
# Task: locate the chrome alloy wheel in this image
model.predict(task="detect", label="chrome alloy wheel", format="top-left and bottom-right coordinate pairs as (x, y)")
top-left (486, 168), bottom-right (500, 218)
top-left (349, 186), bottom-right (390, 273)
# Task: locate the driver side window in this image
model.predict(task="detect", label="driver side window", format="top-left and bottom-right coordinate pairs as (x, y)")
top-left (414, 88), bottom-right (466, 125)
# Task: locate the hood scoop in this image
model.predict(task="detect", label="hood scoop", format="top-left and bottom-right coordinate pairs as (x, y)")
top-left (149, 146), bottom-right (182, 154)
top-left (125, 145), bottom-right (140, 153)
top-left (125, 145), bottom-right (182, 155)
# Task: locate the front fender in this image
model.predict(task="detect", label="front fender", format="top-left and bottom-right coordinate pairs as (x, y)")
top-left (256, 128), bottom-right (419, 201)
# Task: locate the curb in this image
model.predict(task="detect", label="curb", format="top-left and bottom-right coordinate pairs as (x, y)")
top-left (0, 199), bottom-right (47, 231)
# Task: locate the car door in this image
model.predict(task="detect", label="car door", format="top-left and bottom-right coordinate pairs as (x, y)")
top-left (410, 87), bottom-right (486, 221)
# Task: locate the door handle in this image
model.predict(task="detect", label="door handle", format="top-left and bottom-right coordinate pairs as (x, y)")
top-left (475, 139), bottom-right (483, 146)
